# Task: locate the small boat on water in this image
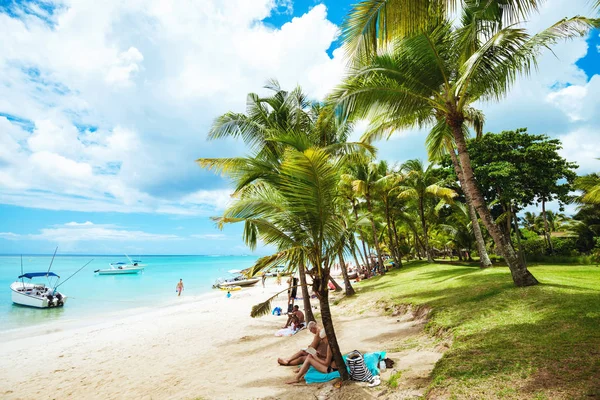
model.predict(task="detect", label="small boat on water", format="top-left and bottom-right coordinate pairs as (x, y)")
top-left (95, 261), bottom-right (145, 275)
top-left (213, 269), bottom-right (260, 288)
top-left (10, 272), bottom-right (67, 308)
top-left (95, 255), bottom-right (145, 275)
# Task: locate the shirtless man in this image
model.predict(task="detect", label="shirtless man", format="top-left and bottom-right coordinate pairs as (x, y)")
top-left (282, 305), bottom-right (305, 329)
top-left (277, 321), bottom-right (327, 366)
top-left (176, 279), bottom-right (184, 296)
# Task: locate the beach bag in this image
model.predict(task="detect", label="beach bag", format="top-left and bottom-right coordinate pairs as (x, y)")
top-left (346, 350), bottom-right (374, 382)
top-left (272, 306), bottom-right (282, 316)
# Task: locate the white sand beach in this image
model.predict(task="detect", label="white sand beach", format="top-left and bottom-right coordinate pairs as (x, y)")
top-left (0, 279), bottom-right (443, 400)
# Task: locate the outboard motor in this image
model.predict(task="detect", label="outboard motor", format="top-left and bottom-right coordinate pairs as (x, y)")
top-left (47, 293), bottom-right (55, 307)
top-left (55, 293), bottom-right (64, 306)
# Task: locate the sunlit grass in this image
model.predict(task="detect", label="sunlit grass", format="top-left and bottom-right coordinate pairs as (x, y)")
top-left (351, 262), bottom-right (600, 399)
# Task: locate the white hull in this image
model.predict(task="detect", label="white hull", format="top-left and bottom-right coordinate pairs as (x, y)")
top-left (10, 282), bottom-right (67, 308)
top-left (218, 278), bottom-right (260, 287)
top-left (96, 267), bottom-right (144, 275)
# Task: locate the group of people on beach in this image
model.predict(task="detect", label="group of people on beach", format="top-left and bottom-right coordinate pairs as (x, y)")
top-left (277, 321), bottom-right (338, 384)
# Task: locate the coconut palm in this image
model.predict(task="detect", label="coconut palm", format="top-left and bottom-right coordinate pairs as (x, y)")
top-left (441, 202), bottom-right (477, 260)
top-left (427, 117), bottom-right (493, 267)
top-left (396, 159), bottom-right (456, 262)
top-left (210, 140), bottom-right (350, 380)
top-left (333, 10), bottom-right (598, 286)
top-left (341, 157), bottom-right (388, 273)
top-left (576, 174), bottom-right (600, 205)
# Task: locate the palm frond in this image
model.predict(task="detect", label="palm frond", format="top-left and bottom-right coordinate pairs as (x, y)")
top-left (457, 16), bottom-right (600, 105)
top-left (340, 0), bottom-right (543, 60)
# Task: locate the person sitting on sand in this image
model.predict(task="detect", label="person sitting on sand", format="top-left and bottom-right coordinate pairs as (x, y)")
top-left (277, 321), bottom-right (326, 366)
top-left (282, 305), bottom-right (304, 329)
top-left (286, 335), bottom-right (337, 384)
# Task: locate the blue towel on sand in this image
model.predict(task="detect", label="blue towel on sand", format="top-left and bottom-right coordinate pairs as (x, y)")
top-left (304, 351), bottom-right (387, 384)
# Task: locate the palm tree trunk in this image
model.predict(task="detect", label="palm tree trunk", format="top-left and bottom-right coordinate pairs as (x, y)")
top-left (366, 194), bottom-right (386, 273)
top-left (418, 198), bottom-right (434, 262)
top-left (450, 122), bottom-right (538, 287)
top-left (391, 218), bottom-right (404, 267)
top-left (349, 240), bottom-right (364, 277)
top-left (542, 199), bottom-right (554, 254)
top-left (353, 201), bottom-right (371, 270)
top-left (338, 249), bottom-right (355, 296)
top-left (354, 239), bottom-right (367, 268)
top-left (448, 148), bottom-right (492, 268)
top-left (317, 282), bottom-right (349, 381)
top-left (298, 259), bottom-right (314, 323)
top-left (384, 198), bottom-right (401, 266)
top-left (512, 204), bottom-right (527, 266)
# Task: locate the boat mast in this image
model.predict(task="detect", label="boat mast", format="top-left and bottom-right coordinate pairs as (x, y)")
top-left (46, 246), bottom-right (58, 284)
top-left (20, 255), bottom-right (24, 288)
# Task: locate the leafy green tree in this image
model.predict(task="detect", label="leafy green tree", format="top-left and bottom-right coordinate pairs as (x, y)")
top-left (335, 1), bottom-right (597, 286)
top-left (466, 129), bottom-right (578, 254)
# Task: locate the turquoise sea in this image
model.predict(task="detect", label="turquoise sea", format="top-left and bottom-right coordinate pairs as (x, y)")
top-left (0, 255), bottom-right (258, 332)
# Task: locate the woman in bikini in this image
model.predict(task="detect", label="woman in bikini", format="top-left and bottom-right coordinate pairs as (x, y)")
top-left (285, 336), bottom-right (338, 384)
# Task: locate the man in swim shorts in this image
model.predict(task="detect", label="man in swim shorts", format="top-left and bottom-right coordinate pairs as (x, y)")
top-left (176, 279), bottom-right (184, 296)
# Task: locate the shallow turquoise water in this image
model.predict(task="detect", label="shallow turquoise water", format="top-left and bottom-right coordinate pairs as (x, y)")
top-left (0, 255), bottom-right (258, 332)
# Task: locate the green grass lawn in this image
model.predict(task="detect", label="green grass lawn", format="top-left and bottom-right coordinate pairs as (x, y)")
top-left (350, 262), bottom-right (600, 399)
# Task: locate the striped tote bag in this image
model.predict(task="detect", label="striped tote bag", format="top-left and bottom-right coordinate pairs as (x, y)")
top-left (346, 350), bottom-right (374, 382)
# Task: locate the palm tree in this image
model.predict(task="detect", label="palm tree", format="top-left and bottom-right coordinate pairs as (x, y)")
top-left (342, 157), bottom-right (388, 273)
top-left (427, 117), bottom-right (493, 267)
top-left (333, 10), bottom-right (598, 286)
top-left (377, 168), bottom-right (405, 267)
top-left (441, 202), bottom-right (476, 261)
top-left (202, 81), bottom-right (372, 315)
top-left (576, 174), bottom-right (600, 205)
top-left (522, 212), bottom-right (541, 233)
top-left (210, 140), bottom-right (351, 380)
top-left (397, 159), bottom-right (456, 262)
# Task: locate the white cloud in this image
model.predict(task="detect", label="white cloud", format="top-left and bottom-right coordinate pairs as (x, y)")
top-left (546, 85), bottom-right (588, 121)
top-left (0, 221), bottom-right (180, 242)
top-left (105, 47), bottom-right (144, 86)
top-left (0, 0), bottom-right (343, 215)
top-left (181, 189), bottom-right (233, 210)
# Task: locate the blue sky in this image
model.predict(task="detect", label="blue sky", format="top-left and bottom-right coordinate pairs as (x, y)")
top-left (0, 0), bottom-right (599, 255)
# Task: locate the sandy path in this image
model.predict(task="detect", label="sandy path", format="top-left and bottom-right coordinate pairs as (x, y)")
top-left (0, 282), bottom-right (443, 399)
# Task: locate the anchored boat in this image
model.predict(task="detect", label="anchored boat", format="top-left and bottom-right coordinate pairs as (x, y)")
top-left (94, 255), bottom-right (145, 275)
top-left (95, 262), bottom-right (145, 275)
top-left (10, 272), bottom-right (67, 308)
top-left (213, 269), bottom-right (260, 288)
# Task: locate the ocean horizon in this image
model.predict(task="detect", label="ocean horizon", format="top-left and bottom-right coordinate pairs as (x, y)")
top-left (0, 254), bottom-right (260, 332)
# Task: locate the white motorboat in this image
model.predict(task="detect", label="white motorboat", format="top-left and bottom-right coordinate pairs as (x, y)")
top-left (10, 272), bottom-right (67, 308)
top-left (213, 270), bottom-right (260, 288)
top-left (95, 261), bottom-right (145, 275)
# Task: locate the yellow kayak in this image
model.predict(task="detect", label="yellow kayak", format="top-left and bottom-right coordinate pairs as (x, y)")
top-left (220, 285), bottom-right (241, 291)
